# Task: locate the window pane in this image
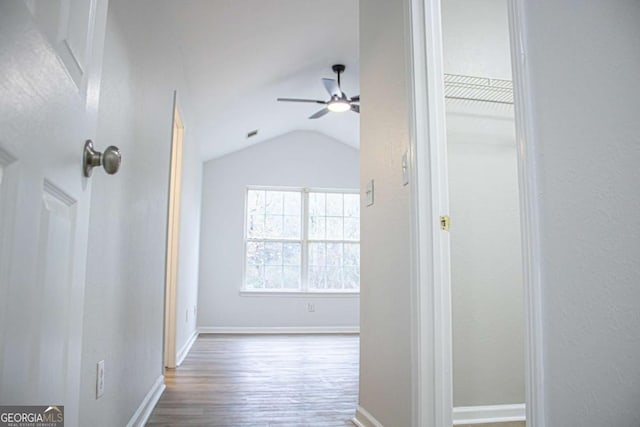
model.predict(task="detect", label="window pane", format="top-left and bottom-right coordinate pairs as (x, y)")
top-left (265, 191), bottom-right (284, 214)
top-left (283, 215), bottom-right (301, 239)
top-left (343, 266), bottom-right (360, 290)
top-left (344, 194), bottom-right (360, 217)
top-left (245, 264), bottom-right (263, 289)
top-left (247, 190), bottom-right (266, 215)
top-left (326, 217), bottom-right (343, 240)
top-left (307, 243), bottom-right (360, 291)
top-left (344, 217), bottom-right (359, 241)
top-left (308, 266), bottom-right (326, 289)
top-left (248, 190), bottom-right (302, 240)
top-left (263, 242), bottom-right (282, 265)
top-left (247, 214), bottom-right (265, 238)
top-left (246, 242), bottom-right (264, 265)
top-left (326, 243), bottom-right (343, 266)
top-left (282, 243), bottom-right (301, 266)
top-left (308, 192), bottom-right (326, 216)
top-left (326, 193), bottom-right (344, 216)
top-left (283, 192), bottom-right (301, 215)
top-left (246, 240), bottom-right (301, 290)
top-left (308, 243), bottom-right (326, 266)
top-left (264, 266), bottom-right (283, 288)
top-left (308, 215), bottom-right (326, 240)
top-left (343, 243), bottom-right (360, 266)
top-left (325, 266), bottom-right (342, 289)
top-left (265, 214), bottom-right (283, 238)
top-left (283, 266), bottom-right (301, 289)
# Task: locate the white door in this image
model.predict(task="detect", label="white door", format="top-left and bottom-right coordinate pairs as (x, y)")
top-left (0, 1), bottom-right (108, 426)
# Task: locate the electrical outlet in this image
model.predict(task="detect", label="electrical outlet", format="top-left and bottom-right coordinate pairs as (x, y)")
top-left (307, 302), bottom-right (315, 312)
top-left (186, 309), bottom-right (189, 322)
top-left (96, 360), bottom-right (105, 399)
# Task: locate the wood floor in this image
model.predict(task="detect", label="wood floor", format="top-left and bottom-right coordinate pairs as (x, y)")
top-left (147, 334), bottom-right (525, 427)
top-left (147, 334), bottom-right (359, 426)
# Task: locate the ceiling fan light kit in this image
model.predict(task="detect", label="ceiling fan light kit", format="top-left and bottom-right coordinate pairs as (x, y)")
top-left (277, 64), bottom-right (360, 119)
top-left (327, 99), bottom-right (350, 112)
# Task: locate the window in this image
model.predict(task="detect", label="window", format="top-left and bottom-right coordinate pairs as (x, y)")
top-left (244, 187), bottom-right (360, 292)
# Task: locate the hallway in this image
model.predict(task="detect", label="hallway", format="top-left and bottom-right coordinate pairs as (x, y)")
top-left (147, 334), bottom-right (359, 426)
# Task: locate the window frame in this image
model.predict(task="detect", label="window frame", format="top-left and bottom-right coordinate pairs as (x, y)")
top-left (242, 185), bottom-right (360, 295)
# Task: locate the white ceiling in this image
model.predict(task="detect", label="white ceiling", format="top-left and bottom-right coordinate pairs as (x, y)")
top-left (166, 0), bottom-right (360, 160)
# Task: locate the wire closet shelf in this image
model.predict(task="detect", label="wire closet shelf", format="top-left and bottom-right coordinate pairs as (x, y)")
top-left (444, 73), bottom-right (513, 105)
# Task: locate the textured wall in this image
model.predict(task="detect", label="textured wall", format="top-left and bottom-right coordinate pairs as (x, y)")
top-left (358, 0), bottom-right (414, 424)
top-left (79, 1), bottom-right (202, 425)
top-left (448, 110), bottom-right (524, 406)
top-left (198, 131), bottom-right (360, 330)
top-left (522, 1), bottom-right (640, 425)
top-left (442, 0), bottom-right (512, 79)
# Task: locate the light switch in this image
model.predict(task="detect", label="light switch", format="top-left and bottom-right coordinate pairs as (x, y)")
top-left (96, 360), bottom-right (105, 399)
top-left (402, 152), bottom-right (409, 186)
top-left (365, 180), bottom-right (374, 206)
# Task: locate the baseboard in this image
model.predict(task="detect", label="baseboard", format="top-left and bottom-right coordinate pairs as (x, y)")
top-left (176, 329), bottom-right (199, 366)
top-left (351, 405), bottom-right (384, 427)
top-left (198, 326), bottom-right (360, 334)
top-left (453, 403), bottom-right (526, 425)
top-left (126, 375), bottom-right (166, 427)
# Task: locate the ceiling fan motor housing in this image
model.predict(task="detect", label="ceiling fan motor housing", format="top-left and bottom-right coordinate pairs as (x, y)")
top-left (276, 63), bottom-right (358, 119)
top-left (332, 64), bottom-right (346, 74)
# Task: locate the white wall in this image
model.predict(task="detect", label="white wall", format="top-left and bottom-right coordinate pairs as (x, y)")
top-left (442, 0), bottom-right (512, 80)
top-left (79, 1), bottom-right (202, 425)
top-left (442, 0), bottom-right (524, 408)
top-left (521, 1), bottom-right (640, 425)
top-left (198, 131), bottom-right (359, 330)
top-left (358, 0), bottom-right (414, 424)
top-left (447, 111), bottom-right (524, 406)
top-left (359, 0), bottom-right (640, 425)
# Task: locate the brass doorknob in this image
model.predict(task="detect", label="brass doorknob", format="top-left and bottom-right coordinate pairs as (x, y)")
top-left (83, 140), bottom-right (121, 177)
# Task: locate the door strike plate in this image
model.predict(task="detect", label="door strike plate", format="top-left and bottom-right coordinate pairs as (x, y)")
top-left (440, 215), bottom-right (450, 231)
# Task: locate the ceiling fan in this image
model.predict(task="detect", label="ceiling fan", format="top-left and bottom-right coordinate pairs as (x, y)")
top-left (277, 64), bottom-right (360, 119)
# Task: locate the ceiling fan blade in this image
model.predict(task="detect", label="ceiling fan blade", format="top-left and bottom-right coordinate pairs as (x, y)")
top-left (351, 104), bottom-right (360, 113)
top-left (350, 95), bottom-right (360, 102)
top-left (309, 108), bottom-right (330, 119)
top-left (322, 78), bottom-right (342, 97)
top-left (277, 98), bottom-right (326, 104)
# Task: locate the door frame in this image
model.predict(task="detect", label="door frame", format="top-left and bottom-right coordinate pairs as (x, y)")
top-left (163, 92), bottom-right (184, 369)
top-left (407, 0), bottom-right (544, 425)
top-left (507, 1), bottom-right (545, 424)
top-left (406, 0), bottom-right (452, 425)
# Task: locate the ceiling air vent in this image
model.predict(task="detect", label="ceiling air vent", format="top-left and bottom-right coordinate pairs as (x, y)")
top-left (246, 129), bottom-right (259, 139)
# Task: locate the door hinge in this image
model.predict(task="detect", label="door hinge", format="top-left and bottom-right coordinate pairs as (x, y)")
top-left (440, 215), bottom-right (450, 231)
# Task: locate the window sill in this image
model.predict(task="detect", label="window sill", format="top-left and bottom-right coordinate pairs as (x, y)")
top-left (239, 290), bottom-right (360, 297)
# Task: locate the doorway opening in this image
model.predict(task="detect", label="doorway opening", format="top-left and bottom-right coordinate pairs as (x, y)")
top-left (441, 0), bottom-right (525, 424)
top-left (408, 0), bottom-right (538, 425)
top-left (154, 1), bottom-right (362, 425)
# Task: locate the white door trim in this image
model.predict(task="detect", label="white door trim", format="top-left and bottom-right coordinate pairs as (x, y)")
top-left (409, 0), bottom-right (542, 426)
top-left (507, 1), bottom-right (545, 425)
top-left (406, 0), bottom-right (452, 426)
top-left (452, 403), bottom-right (526, 425)
top-left (163, 92), bottom-right (184, 369)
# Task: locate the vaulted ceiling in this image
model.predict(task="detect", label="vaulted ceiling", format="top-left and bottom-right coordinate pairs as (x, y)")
top-left (166, 0), bottom-right (359, 160)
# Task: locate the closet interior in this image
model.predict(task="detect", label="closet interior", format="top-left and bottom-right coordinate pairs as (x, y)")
top-left (442, 0), bottom-right (526, 422)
